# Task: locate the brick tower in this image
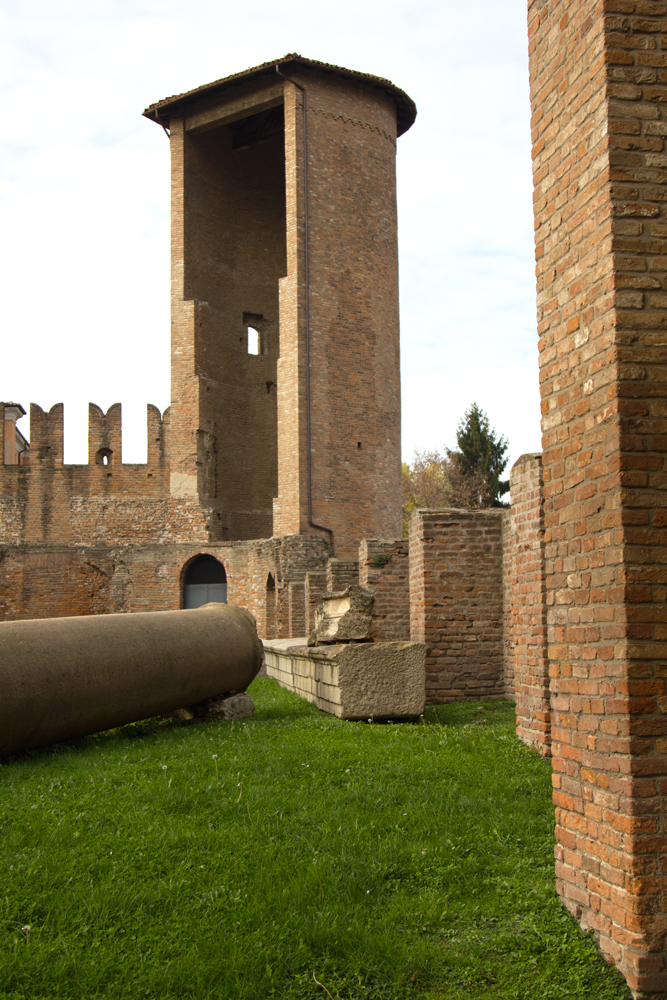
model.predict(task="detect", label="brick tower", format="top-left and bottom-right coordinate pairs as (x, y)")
top-left (143, 55), bottom-right (416, 557)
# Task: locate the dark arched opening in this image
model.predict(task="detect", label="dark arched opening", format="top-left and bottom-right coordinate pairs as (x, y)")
top-left (183, 555), bottom-right (227, 609)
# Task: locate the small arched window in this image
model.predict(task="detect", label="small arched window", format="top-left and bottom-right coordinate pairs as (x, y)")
top-left (183, 555), bottom-right (227, 608)
top-left (96, 448), bottom-right (113, 466)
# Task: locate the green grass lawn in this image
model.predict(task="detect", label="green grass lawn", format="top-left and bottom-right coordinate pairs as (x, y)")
top-left (0, 676), bottom-right (631, 1000)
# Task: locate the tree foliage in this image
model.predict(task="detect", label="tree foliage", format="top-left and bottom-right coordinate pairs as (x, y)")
top-left (402, 404), bottom-right (510, 534)
top-left (450, 402), bottom-right (509, 507)
top-left (402, 448), bottom-right (492, 536)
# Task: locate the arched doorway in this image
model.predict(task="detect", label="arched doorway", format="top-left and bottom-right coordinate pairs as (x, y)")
top-left (182, 555), bottom-right (227, 609)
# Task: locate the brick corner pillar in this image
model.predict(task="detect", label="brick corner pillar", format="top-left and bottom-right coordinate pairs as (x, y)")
top-left (304, 571), bottom-right (326, 635)
top-left (530, 0), bottom-right (667, 992)
top-left (326, 558), bottom-right (359, 592)
top-left (409, 509), bottom-right (504, 703)
top-left (288, 581), bottom-right (306, 639)
top-left (359, 538), bottom-right (411, 640)
top-left (504, 453), bottom-right (550, 754)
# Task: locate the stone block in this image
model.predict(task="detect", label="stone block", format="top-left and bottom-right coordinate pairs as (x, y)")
top-left (308, 585), bottom-right (374, 645)
top-left (264, 638), bottom-right (426, 720)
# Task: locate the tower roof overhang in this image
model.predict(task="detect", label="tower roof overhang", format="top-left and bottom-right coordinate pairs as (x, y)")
top-left (142, 53), bottom-right (417, 137)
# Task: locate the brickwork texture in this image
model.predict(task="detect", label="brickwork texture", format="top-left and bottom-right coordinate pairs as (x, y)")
top-left (1, 56), bottom-right (416, 634)
top-left (409, 509), bottom-right (505, 704)
top-left (359, 538), bottom-right (410, 641)
top-left (505, 454), bottom-right (550, 753)
top-left (530, 0), bottom-right (667, 991)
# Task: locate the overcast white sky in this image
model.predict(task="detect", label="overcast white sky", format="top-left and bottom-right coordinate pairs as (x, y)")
top-left (0, 0), bottom-right (539, 472)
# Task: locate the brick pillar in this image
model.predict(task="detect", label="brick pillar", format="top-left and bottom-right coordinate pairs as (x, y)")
top-left (304, 571), bottom-right (326, 635)
top-left (273, 67), bottom-right (407, 556)
top-left (326, 558), bottom-right (359, 592)
top-left (504, 454), bottom-right (549, 754)
top-left (275, 581), bottom-right (290, 640)
top-left (359, 538), bottom-right (410, 641)
top-left (409, 509), bottom-right (504, 703)
top-left (288, 581), bottom-right (306, 639)
top-left (530, 1), bottom-right (667, 991)
top-left (167, 113), bottom-right (202, 503)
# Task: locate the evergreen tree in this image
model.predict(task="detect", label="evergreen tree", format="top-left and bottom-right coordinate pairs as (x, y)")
top-left (450, 403), bottom-right (509, 507)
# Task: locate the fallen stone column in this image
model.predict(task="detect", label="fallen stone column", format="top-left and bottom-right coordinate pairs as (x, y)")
top-left (0, 604), bottom-right (264, 756)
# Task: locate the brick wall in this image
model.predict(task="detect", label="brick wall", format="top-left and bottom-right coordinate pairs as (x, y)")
top-left (0, 400), bottom-right (329, 629)
top-left (168, 82), bottom-right (285, 540)
top-left (502, 508), bottom-right (515, 701)
top-left (272, 66), bottom-right (404, 556)
top-left (530, 0), bottom-right (667, 991)
top-left (359, 538), bottom-right (410, 640)
top-left (504, 454), bottom-right (550, 753)
top-left (158, 60), bottom-right (412, 558)
top-left (0, 532), bottom-right (327, 628)
top-left (409, 509), bottom-right (505, 703)
top-left (288, 581), bottom-right (306, 638)
top-left (305, 570), bottom-right (326, 635)
top-left (326, 558), bottom-right (359, 592)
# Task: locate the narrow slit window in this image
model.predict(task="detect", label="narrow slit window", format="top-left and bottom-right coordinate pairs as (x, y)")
top-left (247, 326), bottom-right (260, 355)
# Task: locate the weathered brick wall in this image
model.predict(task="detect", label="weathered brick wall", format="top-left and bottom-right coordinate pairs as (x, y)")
top-left (359, 538), bottom-right (410, 640)
top-left (0, 404), bottom-right (187, 552)
top-left (288, 581), bottom-right (306, 637)
top-left (304, 570), bottom-right (326, 635)
top-left (502, 508), bottom-right (515, 700)
top-left (503, 454), bottom-right (550, 752)
top-left (326, 558), bottom-right (359, 592)
top-left (530, 0), bottom-right (667, 991)
top-left (273, 67), bottom-right (403, 556)
top-left (159, 61), bottom-right (411, 558)
top-left (409, 509), bottom-right (505, 703)
top-left (0, 533), bottom-right (327, 628)
top-left (0, 399), bottom-right (329, 628)
top-left (168, 81), bottom-right (285, 539)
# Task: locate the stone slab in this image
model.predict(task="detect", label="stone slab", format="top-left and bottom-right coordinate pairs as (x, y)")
top-left (263, 639), bottom-right (426, 720)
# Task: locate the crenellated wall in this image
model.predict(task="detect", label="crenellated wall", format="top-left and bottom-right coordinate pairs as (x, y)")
top-left (0, 403), bottom-right (181, 551)
top-left (0, 401), bottom-right (330, 625)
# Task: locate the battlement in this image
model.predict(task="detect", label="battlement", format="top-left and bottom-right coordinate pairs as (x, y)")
top-left (0, 402), bottom-right (170, 467)
top-left (0, 400), bottom-right (191, 551)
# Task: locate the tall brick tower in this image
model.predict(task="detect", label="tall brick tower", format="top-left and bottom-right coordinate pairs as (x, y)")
top-left (143, 55), bottom-right (416, 557)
